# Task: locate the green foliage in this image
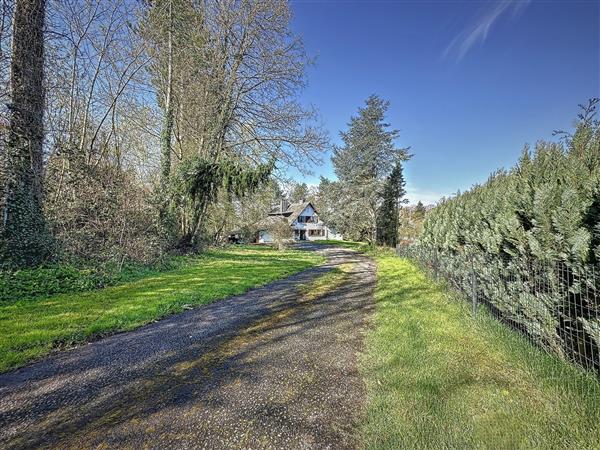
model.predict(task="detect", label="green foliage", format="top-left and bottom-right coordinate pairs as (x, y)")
top-left (173, 156), bottom-right (275, 247)
top-left (0, 245), bottom-right (324, 372)
top-left (0, 260), bottom-right (181, 303)
top-left (376, 161), bottom-right (406, 247)
top-left (418, 99), bottom-right (600, 370)
top-left (319, 96), bottom-right (409, 242)
top-left (1, 137), bottom-right (55, 268)
top-left (1, 266), bottom-right (106, 302)
top-left (0, 177), bottom-right (55, 267)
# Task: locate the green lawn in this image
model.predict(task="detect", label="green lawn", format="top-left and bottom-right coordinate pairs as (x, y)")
top-left (313, 239), bottom-right (372, 252)
top-left (361, 254), bottom-right (600, 450)
top-left (0, 246), bottom-right (323, 373)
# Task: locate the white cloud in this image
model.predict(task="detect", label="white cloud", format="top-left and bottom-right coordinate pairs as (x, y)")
top-left (444, 0), bottom-right (530, 61)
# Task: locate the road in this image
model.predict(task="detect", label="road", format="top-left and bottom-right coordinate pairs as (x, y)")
top-left (0, 245), bottom-right (375, 449)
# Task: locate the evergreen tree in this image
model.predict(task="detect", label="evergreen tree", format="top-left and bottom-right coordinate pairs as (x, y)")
top-left (290, 182), bottom-right (309, 203)
top-left (415, 201), bottom-right (426, 217)
top-left (325, 95), bottom-right (409, 242)
top-left (376, 162), bottom-right (406, 247)
top-left (418, 99), bottom-right (600, 369)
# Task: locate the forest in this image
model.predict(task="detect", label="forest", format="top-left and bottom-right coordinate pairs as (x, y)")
top-left (0, 0), bottom-right (328, 271)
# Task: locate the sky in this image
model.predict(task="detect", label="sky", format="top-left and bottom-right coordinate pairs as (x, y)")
top-left (286, 0), bottom-right (600, 204)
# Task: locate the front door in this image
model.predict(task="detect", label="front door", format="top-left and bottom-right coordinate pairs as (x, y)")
top-left (299, 230), bottom-right (306, 240)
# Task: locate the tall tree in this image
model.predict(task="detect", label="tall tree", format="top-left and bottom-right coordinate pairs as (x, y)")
top-left (324, 95), bottom-right (409, 242)
top-left (290, 182), bottom-right (308, 203)
top-left (160, 0), bottom-right (173, 192)
top-left (1, 0), bottom-right (52, 266)
top-left (376, 161), bottom-right (406, 247)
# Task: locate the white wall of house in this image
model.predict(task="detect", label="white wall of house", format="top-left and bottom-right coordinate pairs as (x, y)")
top-left (291, 205), bottom-right (316, 225)
top-left (258, 230), bottom-right (273, 243)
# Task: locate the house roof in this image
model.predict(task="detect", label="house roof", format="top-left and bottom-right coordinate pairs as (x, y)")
top-left (265, 201), bottom-right (318, 225)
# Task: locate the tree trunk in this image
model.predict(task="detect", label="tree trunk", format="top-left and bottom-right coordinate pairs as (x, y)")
top-left (160, 0), bottom-right (173, 191)
top-left (2, 0), bottom-right (51, 266)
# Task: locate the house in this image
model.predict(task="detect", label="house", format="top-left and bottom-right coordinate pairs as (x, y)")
top-left (257, 199), bottom-right (342, 243)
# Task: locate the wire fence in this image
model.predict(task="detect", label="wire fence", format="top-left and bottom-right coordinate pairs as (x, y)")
top-left (396, 244), bottom-right (600, 375)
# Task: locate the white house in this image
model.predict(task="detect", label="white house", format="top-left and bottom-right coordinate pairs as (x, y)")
top-left (257, 200), bottom-right (343, 243)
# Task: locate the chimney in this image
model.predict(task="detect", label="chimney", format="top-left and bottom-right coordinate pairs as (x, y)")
top-left (280, 198), bottom-right (285, 213)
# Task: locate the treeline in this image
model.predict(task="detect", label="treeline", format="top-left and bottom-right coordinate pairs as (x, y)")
top-left (0, 0), bottom-right (325, 269)
top-left (418, 100), bottom-right (600, 369)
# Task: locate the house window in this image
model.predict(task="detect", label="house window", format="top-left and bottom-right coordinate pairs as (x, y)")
top-left (308, 229), bottom-right (324, 237)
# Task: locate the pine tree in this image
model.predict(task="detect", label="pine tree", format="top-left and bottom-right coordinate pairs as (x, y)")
top-left (376, 162), bottom-right (406, 247)
top-left (415, 201), bottom-right (426, 217)
top-left (329, 95), bottom-right (409, 242)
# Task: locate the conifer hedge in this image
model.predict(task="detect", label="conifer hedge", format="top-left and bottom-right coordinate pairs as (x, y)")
top-left (416, 100), bottom-right (600, 371)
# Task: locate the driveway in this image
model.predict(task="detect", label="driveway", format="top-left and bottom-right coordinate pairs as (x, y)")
top-left (0, 245), bottom-right (375, 450)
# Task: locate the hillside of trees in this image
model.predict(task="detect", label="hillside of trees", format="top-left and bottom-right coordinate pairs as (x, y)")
top-left (0, 0), bottom-right (326, 269)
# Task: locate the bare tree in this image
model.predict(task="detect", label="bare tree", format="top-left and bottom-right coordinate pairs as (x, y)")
top-left (0, 0), bottom-right (328, 265)
top-left (268, 217), bottom-right (292, 251)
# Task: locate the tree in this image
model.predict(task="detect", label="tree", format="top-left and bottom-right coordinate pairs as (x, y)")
top-left (290, 182), bottom-right (309, 203)
top-left (398, 201), bottom-right (428, 243)
top-left (267, 217), bottom-right (292, 251)
top-left (376, 161), bottom-right (406, 247)
top-left (141, 0), bottom-right (327, 246)
top-left (1, 0), bottom-right (52, 266)
top-left (321, 95), bottom-right (409, 242)
top-left (0, 0), bottom-right (328, 266)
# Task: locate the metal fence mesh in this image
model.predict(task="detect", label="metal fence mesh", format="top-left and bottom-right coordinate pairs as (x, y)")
top-left (396, 244), bottom-right (600, 375)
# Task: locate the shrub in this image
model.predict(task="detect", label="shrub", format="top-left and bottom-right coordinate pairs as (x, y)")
top-left (0, 259), bottom-right (181, 302)
top-left (417, 100), bottom-right (600, 371)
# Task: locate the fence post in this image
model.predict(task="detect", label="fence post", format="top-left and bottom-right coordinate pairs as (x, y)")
top-left (471, 255), bottom-right (477, 317)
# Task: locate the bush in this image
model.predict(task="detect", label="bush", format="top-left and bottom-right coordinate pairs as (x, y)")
top-left (44, 160), bottom-right (164, 265)
top-left (418, 100), bottom-right (600, 371)
top-left (0, 259), bottom-right (181, 302)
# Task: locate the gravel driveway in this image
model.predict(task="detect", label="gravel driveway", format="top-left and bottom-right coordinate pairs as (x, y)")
top-left (0, 245), bottom-right (375, 450)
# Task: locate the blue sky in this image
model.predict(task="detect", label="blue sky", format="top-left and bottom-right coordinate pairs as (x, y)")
top-left (286, 0), bottom-right (599, 204)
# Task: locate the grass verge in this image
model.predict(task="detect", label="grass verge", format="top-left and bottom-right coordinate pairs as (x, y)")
top-left (361, 253), bottom-right (600, 449)
top-left (0, 246), bottom-right (323, 373)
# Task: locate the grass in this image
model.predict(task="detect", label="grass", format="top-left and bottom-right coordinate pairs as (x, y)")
top-left (360, 253), bottom-right (600, 449)
top-left (313, 239), bottom-right (372, 253)
top-left (0, 245), bottom-right (324, 373)
top-left (298, 263), bottom-right (355, 302)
